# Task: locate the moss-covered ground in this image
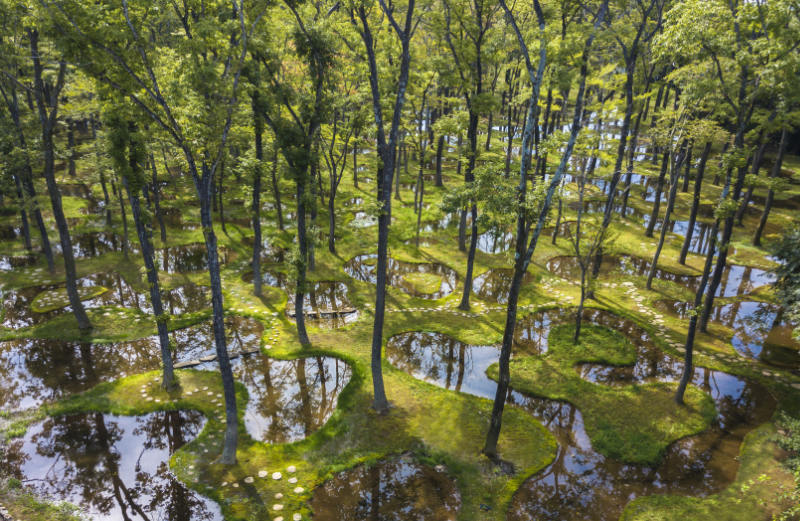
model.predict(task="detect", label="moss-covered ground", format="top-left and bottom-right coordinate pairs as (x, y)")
top-left (0, 137), bottom-right (798, 520)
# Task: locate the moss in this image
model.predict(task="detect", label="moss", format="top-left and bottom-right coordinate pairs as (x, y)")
top-left (488, 323), bottom-right (717, 464)
top-left (0, 480), bottom-right (83, 521)
top-left (620, 424), bottom-right (795, 521)
top-left (401, 271), bottom-right (444, 294)
top-left (30, 285), bottom-right (108, 312)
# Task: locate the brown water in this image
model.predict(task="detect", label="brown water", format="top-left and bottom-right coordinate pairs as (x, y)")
top-left (309, 454), bottom-right (461, 521)
top-left (0, 411), bottom-right (223, 521)
top-left (384, 308), bottom-right (776, 521)
top-left (345, 254), bottom-right (457, 299)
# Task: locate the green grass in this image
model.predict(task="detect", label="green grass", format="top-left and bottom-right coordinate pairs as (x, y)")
top-left (0, 479), bottom-right (83, 521)
top-left (401, 271), bottom-right (444, 294)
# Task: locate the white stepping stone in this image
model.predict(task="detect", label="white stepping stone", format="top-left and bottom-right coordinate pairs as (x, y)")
top-left (288, 477), bottom-right (298, 484)
top-left (293, 487), bottom-right (304, 494)
top-left (287, 465), bottom-right (296, 473)
top-left (273, 504), bottom-right (284, 511)
top-left (272, 472), bottom-right (282, 480)
top-left (293, 515), bottom-right (302, 521)
top-left (258, 470), bottom-right (269, 478)
top-left (244, 476), bottom-right (254, 484)
top-left (275, 493), bottom-right (283, 499)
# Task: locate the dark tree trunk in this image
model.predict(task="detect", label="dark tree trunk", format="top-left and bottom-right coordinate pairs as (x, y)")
top-left (123, 177), bottom-right (176, 390)
top-left (150, 154), bottom-right (167, 243)
top-left (459, 108), bottom-right (480, 310)
top-left (679, 141), bottom-right (711, 264)
top-left (753, 128), bottom-right (787, 246)
top-left (647, 144), bottom-right (686, 289)
top-left (252, 103), bottom-right (264, 297)
top-left (271, 146), bottom-right (284, 231)
top-left (644, 151), bottom-right (670, 237)
top-left (29, 31), bottom-right (91, 332)
top-left (681, 142), bottom-right (693, 192)
top-left (434, 134), bottom-right (445, 186)
top-left (115, 176), bottom-right (130, 259)
top-left (294, 175), bottom-right (310, 345)
top-left (12, 172), bottom-right (32, 250)
top-left (67, 119), bottom-right (77, 177)
top-left (734, 140), bottom-right (767, 226)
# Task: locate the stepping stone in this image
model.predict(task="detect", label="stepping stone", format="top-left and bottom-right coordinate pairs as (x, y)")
top-left (293, 515), bottom-right (302, 521)
top-left (275, 493), bottom-right (283, 499)
top-left (244, 477), bottom-right (254, 484)
top-left (258, 470), bottom-right (269, 478)
top-left (293, 487), bottom-right (304, 494)
top-left (273, 504), bottom-right (284, 511)
top-left (274, 518), bottom-right (284, 521)
top-left (288, 477), bottom-right (298, 484)
top-left (287, 465), bottom-right (296, 473)
top-left (272, 472), bottom-right (282, 480)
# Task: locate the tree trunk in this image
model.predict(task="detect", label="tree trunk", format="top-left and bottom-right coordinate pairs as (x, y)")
top-left (252, 105), bottom-right (264, 297)
top-left (647, 145), bottom-right (685, 290)
top-left (459, 109), bottom-right (480, 310)
top-left (734, 140), bottom-right (767, 226)
top-left (679, 141), bottom-right (711, 264)
top-left (271, 146), bottom-right (284, 231)
top-left (753, 128), bottom-right (787, 246)
top-left (294, 175), bottom-right (310, 345)
top-left (123, 177), bottom-right (176, 390)
top-left (28, 33), bottom-right (91, 332)
top-left (12, 172), bottom-right (33, 250)
top-left (644, 151), bottom-right (669, 237)
top-left (115, 176), bottom-right (130, 259)
top-left (150, 154), bottom-right (167, 244)
top-left (67, 119), bottom-right (77, 177)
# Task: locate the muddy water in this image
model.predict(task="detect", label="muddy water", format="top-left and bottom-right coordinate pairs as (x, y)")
top-left (385, 308), bottom-right (776, 521)
top-left (0, 411), bottom-right (223, 521)
top-left (546, 254), bottom-right (773, 297)
top-left (345, 254), bottom-right (457, 299)
top-left (654, 299), bottom-right (800, 371)
top-left (310, 454), bottom-right (461, 521)
top-left (210, 354), bottom-right (351, 444)
top-left (0, 316), bottom-right (262, 413)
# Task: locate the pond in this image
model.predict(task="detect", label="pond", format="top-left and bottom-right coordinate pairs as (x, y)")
top-left (345, 254), bottom-right (457, 300)
top-left (0, 411), bottom-right (223, 521)
top-left (385, 308), bottom-right (776, 521)
top-left (309, 454), bottom-right (460, 521)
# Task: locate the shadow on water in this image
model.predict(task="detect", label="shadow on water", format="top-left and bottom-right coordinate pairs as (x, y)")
top-left (383, 308), bottom-right (776, 521)
top-left (344, 254), bottom-right (457, 300)
top-left (0, 411), bottom-right (223, 521)
top-left (309, 454), bottom-right (461, 521)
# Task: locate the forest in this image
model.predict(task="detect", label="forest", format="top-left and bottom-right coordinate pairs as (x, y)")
top-left (0, 0), bottom-right (799, 519)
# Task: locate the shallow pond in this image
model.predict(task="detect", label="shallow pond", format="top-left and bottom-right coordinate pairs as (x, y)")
top-left (0, 411), bottom-right (223, 521)
top-left (546, 255), bottom-right (772, 297)
top-left (654, 299), bottom-right (800, 371)
top-left (310, 454), bottom-right (460, 521)
top-left (385, 308), bottom-right (776, 521)
top-left (208, 354), bottom-right (351, 444)
top-left (0, 316), bottom-right (262, 413)
top-left (153, 244), bottom-right (233, 274)
top-left (345, 254), bottom-right (457, 299)
top-left (472, 269), bottom-right (536, 304)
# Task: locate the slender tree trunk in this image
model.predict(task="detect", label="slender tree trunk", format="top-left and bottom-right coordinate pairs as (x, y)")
top-left (434, 135), bottom-right (445, 186)
top-left (196, 160), bottom-right (238, 464)
top-left (753, 128), bottom-right (787, 246)
top-left (252, 105), bottom-right (264, 297)
top-left (679, 141), bottom-right (711, 264)
top-left (734, 140), bottom-right (767, 226)
top-left (67, 119), bottom-right (77, 177)
top-left (681, 142), bottom-right (692, 192)
top-left (644, 151), bottom-right (669, 237)
top-left (150, 155), bottom-right (167, 244)
top-left (123, 177), bottom-right (176, 390)
top-left (647, 146), bottom-right (685, 289)
top-left (459, 109), bottom-right (480, 310)
top-left (12, 172), bottom-right (33, 250)
top-left (353, 143), bottom-right (359, 189)
top-left (115, 177), bottom-right (130, 259)
top-left (28, 35), bottom-right (91, 332)
top-left (271, 147), bottom-right (284, 231)
top-left (294, 175), bottom-right (310, 344)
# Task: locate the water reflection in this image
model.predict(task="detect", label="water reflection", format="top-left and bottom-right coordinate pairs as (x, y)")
top-left (219, 355), bottom-right (351, 444)
top-left (0, 411), bottom-right (222, 521)
top-left (654, 299), bottom-right (800, 370)
top-left (472, 269), bottom-right (535, 304)
top-left (310, 455), bottom-right (460, 521)
top-left (384, 308), bottom-right (776, 521)
top-left (153, 244), bottom-right (232, 274)
top-left (345, 254), bottom-right (457, 299)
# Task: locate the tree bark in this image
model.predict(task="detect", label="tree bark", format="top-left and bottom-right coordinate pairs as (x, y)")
top-left (753, 128), bottom-right (787, 246)
top-left (679, 141), bottom-right (711, 264)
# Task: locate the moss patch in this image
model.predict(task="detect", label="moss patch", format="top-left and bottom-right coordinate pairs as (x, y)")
top-left (0, 480), bottom-right (83, 521)
top-left (401, 271), bottom-right (444, 294)
top-left (489, 323), bottom-right (717, 464)
top-left (30, 285), bottom-right (108, 313)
